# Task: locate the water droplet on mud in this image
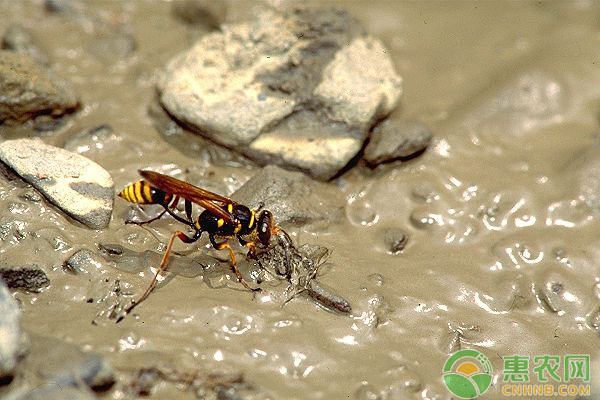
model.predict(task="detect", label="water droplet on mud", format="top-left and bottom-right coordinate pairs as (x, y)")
top-left (491, 237), bottom-right (543, 269)
top-left (347, 202), bottom-right (378, 226)
top-left (533, 265), bottom-right (586, 316)
top-left (382, 364), bottom-right (422, 394)
top-left (367, 273), bottom-right (384, 287)
top-left (410, 183), bottom-right (439, 203)
top-left (409, 207), bottom-right (444, 230)
top-left (354, 383), bottom-right (380, 400)
top-left (546, 199), bottom-right (593, 227)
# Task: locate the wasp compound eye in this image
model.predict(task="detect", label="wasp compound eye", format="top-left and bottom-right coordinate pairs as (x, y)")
top-left (257, 210), bottom-right (273, 247)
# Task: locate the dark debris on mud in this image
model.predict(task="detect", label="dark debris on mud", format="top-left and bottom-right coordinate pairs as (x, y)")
top-left (123, 366), bottom-right (256, 399)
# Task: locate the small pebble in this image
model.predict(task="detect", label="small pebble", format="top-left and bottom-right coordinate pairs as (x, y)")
top-left (382, 228), bottom-right (408, 254)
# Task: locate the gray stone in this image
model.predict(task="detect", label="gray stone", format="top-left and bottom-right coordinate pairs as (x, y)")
top-left (0, 139), bottom-right (114, 229)
top-left (0, 263), bottom-right (49, 291)
top-left (365, 120), bottom-right (433, 165)
top-left (5, 384), bottom-right (98, 400)
top-left (44, 0), bottom-right (76, 13)
top-left (0, 51), bottom-right (78, 124)
top-left (1, 25), bottom-right (48, 65)
top-left (0, 278), bottom-right (21, 379)
top-left (24, 335), bottom-right (114, 390)
top-left (171, 0), bottom-right (227, 27)
top-left (158, 8), bottom-right (402, 180)
top-left (231, 165), bottom-right (344, 226)
top-left (64, 249), bottom-right (105, 275)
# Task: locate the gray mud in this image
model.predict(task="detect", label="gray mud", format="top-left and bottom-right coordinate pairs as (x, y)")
top-left (1, 1), bottom-right (599, 399)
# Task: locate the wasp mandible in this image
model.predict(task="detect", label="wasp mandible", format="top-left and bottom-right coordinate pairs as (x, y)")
top-left (118, 170), bottom-right (284, 315)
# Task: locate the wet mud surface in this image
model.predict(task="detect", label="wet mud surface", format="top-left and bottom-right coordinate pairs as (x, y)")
top-left (1, 1), bottom-right (600, 399)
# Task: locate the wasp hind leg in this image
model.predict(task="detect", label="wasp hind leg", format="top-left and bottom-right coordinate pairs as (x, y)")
top-left (125, 208), bottom-right (168, 225)
top-left (125, 196), bottom-right (184, 226)
top-left (120, 229), bottom-right (201, 319)
top-left (210, 234), bottom-right (261, 292)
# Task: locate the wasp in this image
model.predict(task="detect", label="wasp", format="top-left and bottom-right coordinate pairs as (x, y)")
top-left (118, 170), bottom-right (284, 315)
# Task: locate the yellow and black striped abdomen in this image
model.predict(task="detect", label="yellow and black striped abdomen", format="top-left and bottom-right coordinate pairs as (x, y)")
top-left (118, 180), bottom-right (172, 206)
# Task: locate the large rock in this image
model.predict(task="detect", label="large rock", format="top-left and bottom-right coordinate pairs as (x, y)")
top-left (158, 8), bottom-right (402, 180)
top-left (0, 51), bottom-right (78, 124)
top-left (22, 335), bottom-right (114, 390)
top-left (0, 139), bottom-right (114, 229)
top-left (4, 384), bottom-right (98, 400)
top-left (0, 278), bottom-right (22, 379)
top-left (232, 165), bottom-right (344, 226)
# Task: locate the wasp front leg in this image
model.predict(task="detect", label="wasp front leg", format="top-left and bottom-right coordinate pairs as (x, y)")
top-left (210, 234), bottom-right (260, 292)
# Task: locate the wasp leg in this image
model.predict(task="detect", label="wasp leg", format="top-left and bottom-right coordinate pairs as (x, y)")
top-left (237, 236), bottom-right (258, 259)
top-left (238, 236), bottom-right (266, 283)
top-left (125, 196), bottom-right (192, 226)
top-left (125, 208), bottom-right (168, 225)
top-left (122, 229), bottom-right (201, 318)
top-left (185, 199), bottom-right (193, 221)
top-left (210, 234), bottom-right (260, 292)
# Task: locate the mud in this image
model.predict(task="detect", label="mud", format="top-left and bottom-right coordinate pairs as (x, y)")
top-left (1, 1), bottom-right (599, 399)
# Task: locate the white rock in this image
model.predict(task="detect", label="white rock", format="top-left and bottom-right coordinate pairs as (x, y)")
top-left (314, 37), bottom-right (402, 131)
top-left (0, 278), bottom-right (21, 378)
top-left (0, 139), bottom-right (113, 229)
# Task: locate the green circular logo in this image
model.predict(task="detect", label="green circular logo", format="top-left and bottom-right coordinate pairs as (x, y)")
top-left (442, 349), bottom-right (493, 399)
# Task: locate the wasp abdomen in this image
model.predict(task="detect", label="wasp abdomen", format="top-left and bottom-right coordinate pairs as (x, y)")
top-left (118, 180), bottom-right (173, 206)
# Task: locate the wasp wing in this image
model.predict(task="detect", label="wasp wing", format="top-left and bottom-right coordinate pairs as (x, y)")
top-left (139, 170), bottom-right (234, 222)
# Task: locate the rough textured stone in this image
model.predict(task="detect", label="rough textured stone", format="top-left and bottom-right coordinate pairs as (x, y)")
top-left (158, 8), bottom-right (402, 180)
top-left (0, 139), bottom-right (114, 229)
top-left (1, 25), bottom-right (48, 65)
top-left (0, 263), bottom-right (49, 291)
top-left (0, 51), bottom-right (78, 124)
top-left (365, 120), bottom-right (433, 165)
top-left (0, 278), bottom-right (21, 379)
top-left (314, 37), bottom-right (401, 131)
top-left (232, 165), bottom-right (344, 226)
